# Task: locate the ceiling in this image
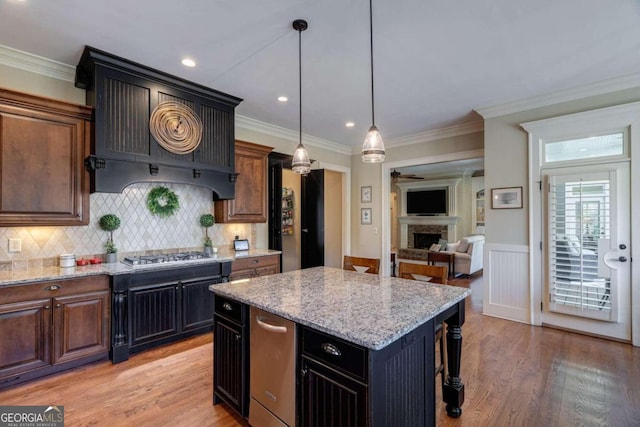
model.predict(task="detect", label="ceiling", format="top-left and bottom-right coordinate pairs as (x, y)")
top-left (1, 0), bottom-right (639, 152)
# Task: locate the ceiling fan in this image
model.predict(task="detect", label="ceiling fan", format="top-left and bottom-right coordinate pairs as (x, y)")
top-left (391, 169), bottom-right (424, 180)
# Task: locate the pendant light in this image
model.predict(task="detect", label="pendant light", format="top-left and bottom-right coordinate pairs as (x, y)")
top-left (361, 0), bottom-right (385, 163)
top-left (291, 19), bottom-right (311, 175)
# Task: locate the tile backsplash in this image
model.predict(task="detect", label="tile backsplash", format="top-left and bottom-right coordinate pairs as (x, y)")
top-left (0, 182), bottom-right (254, 264)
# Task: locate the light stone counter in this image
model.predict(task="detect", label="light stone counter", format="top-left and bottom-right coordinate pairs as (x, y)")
top-left (209, 266), bottom-right (470, 350)
top-left (0, 248), bottom-right (280, 287)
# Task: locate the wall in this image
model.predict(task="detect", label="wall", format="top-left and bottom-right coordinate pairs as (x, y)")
top-left (0, 182), bottom-right (253, 267)
top-left (282, 169), bottom-right (301, 272)
top-left (324, 170), bottom-right (343, 268)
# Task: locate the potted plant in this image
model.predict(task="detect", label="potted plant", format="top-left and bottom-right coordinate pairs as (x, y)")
top-left (99, 214), bottom-right (121, 263)
top-left (199, 213), bottom-right (215, 255)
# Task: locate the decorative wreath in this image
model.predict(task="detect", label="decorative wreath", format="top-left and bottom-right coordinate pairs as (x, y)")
top-left (147, 186), bottom-right (180, 217)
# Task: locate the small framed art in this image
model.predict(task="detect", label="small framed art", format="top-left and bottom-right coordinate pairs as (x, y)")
top-left (361, 208), bottom-right (372, 224)
top-left (491, 187), bottom-right (523, 209)
top-left (361, 186), bottom-right (372, 203)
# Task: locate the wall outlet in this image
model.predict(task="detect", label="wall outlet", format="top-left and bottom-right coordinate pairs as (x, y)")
top-left (9, 238), bottom-right (21, 253)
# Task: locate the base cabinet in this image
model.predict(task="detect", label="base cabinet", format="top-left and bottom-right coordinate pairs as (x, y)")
top-left (230, 254), bottom-right (280, 281)
top-left (0, 276), bottom-right (110, 389)
top-left (213, 296), bottom-right (249, 417)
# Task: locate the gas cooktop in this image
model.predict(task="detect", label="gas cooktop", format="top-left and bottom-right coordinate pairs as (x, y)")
top-left (122, 251), bottom-right (212, 266)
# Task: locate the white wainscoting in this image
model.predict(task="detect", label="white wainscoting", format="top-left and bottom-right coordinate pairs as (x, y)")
top-left (483, 243), bottom-right (531, 323)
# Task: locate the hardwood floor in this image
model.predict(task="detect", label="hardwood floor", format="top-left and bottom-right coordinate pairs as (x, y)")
top-left (1, 274), bottom-right (638, 426)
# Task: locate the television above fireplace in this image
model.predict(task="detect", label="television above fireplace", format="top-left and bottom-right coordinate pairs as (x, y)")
top-left (406, 189), bottom-right (448, 216)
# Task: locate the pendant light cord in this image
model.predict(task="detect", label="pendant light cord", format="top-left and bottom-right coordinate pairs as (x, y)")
top-left (369, 0), bottom-right (375, 127)
top-left (299, 27), bottom-right (303, 145)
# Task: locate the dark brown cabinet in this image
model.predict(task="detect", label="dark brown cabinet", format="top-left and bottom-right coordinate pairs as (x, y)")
top-left (230, 254), bottom-right (280, 281)
top-left (0, 276), bottom-right (110, 388)
top-left (213, 296), bottom-right (249, 417)
top-left (0, 88), bottom-right (91, 226)
top-left (215, 140), bottom-right (272, 223)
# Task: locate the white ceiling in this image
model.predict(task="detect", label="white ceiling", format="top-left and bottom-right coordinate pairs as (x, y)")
top-left (1, 0), bottom-right (639, 152)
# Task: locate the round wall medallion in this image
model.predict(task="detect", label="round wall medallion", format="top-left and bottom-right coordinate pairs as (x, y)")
top-left (149, 101), bottom-right (203, 154)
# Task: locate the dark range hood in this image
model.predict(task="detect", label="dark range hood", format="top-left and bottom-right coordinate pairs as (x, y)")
top-left (75, 46), bottom-right (243, 199)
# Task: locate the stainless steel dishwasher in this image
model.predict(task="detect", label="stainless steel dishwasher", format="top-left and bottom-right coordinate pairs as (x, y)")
top-left (249, 307), bottom-right (296, 427)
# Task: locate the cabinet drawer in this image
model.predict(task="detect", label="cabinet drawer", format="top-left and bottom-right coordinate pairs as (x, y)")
top-left (0, 275), bottom-right (109, 305)
top-left (214, 296), bottom-right (244, 325)
top-left (301, 327), bottom-right (368, 381)
top-left (232, 254), bottom-right (279, 272)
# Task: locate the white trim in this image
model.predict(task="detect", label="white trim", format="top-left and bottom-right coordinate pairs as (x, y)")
top-left (477, 72), bottom-right (640, 119)
top-left (312, 161), bottom-right (352, 261)
top-left (0, 44), bottom-right (76, 82)
top-left (380, 149), bottom-right (484, 277)
top-left (235, 115), bottom-right (351, 156)
top-left (384, 121), bottom-right (484, 149)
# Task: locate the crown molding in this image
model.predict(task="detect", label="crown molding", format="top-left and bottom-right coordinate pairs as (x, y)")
top-left (382, 121), bottom-right (484, 150)
top-left (0, 44), bottom-right (75, 82)
top-left (476, 72), bottom-right (640, 119)
top-left (235, 114), bottom-right (352, 155)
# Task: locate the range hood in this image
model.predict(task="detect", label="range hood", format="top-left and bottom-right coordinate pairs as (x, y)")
top-left (75, 46), bottom-right (243, 199)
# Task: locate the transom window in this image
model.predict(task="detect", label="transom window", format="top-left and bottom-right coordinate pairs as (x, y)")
top-left (544, 132), bottom-right (625, 164)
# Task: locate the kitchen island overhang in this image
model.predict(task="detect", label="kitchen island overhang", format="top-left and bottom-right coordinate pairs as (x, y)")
top-left (210, 266), bottom-right (470, 425)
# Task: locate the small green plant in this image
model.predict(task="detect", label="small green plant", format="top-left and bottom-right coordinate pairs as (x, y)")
top-left (99, 214), bottom-right (121, 253)
top-left (199, 214), bottom-right (215, 247)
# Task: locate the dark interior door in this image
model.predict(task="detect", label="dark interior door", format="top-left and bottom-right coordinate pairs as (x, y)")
top-left (301, 169), bottom-right (324, 268)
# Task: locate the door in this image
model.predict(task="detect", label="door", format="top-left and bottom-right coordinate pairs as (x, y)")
top-left (301, 169), bottom-right (324, 268)
top-left (542, 162), bottom-right (631, 340)
top-left (268, 154), bottom-right (285, 252)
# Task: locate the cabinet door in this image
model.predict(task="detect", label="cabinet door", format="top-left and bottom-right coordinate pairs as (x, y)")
top-left (213, 317), bottom-right (248, 417)
top-left (0, 89), bottom-right (91, 226)
top-left (215, 140), bottom-right (272, 223)
top-left (129, 284), bottom-right (179, 347)
top-left (52, 291), bottom-right (110, 365)
top-left (0, 299), bottom-right (51, 380)
top-left (300, 358), bottom-right (368, 427)
top-left (181, 278), bottom-right (216, 331)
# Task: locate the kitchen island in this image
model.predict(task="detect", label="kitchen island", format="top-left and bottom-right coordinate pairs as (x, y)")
top-left (209, 266), bottom-right (471, 427)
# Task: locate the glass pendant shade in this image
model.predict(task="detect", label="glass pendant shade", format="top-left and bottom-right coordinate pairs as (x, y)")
top-left (292, 142), bottom-right (311, 174)
top-left (361, 125), bottom-right (385, 163)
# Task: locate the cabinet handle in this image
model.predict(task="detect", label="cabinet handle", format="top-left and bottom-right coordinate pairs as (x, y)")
top-left (45, 285), bottom-right (61, 291)
top-left (55, 303), bottom-right (61, 308)
top-left (222, 302), bottom-right (233, 311)
top-left (301, 368), bottom-right (308, 377)
top-left (235, 334), bottom-right (241, 341)
top-left (44, 305), bottom-right (51, 310)
top-left (252, 259), bottom-right (259, 264)
top-left (321, 343), bottom-right (341, 357)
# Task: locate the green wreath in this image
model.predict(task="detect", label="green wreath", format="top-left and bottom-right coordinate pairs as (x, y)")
top-left (147, 186), bottom-right (180, 217)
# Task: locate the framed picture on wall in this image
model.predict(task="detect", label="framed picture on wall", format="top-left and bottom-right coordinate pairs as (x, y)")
top-left (361, 186), bottom-right (372, 203)
top-left (361, 208), bottom-right (372, 224)
top-left (491, 186), bottom-right (523, 209)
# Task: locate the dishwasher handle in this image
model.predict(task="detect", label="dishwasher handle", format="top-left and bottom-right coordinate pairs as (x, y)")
top-left (256, 316), bottom-right (288, 334)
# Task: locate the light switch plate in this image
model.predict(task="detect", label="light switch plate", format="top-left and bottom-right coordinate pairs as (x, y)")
top-left (8, 238), bottom-right (21, 253)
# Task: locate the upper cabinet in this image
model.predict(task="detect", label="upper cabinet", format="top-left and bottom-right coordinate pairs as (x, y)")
top-left (215, 141), bottom-right (273, 223)
top-left (75, 46), bottom-right (242, 198)
top-left (0, 88), bottom-right (91, 226)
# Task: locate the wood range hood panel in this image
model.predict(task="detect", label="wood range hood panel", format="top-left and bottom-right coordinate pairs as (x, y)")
top-left (75, 46), bottom-right (243, 199)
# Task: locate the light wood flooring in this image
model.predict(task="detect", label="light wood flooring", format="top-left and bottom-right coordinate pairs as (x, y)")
top-left (1, 275), bottom-right (639, 426)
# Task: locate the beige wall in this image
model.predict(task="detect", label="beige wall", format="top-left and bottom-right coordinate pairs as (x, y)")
top-left (324, 170), bottom-right (343, 268)
top-left (0, 63), bottom-right (84, 104)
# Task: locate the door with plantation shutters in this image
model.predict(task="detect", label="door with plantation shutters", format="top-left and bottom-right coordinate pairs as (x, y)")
top-left (542, 162), bottom-right (631, 340)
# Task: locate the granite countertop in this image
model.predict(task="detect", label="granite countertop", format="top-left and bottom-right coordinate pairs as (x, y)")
top-left (209, 266), bottom-right (470, 350)
top-left (0, 248), bottom-right (280, 288)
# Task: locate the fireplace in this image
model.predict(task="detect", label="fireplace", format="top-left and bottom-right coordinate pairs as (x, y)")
top-left (414, 233), bottom-right (441, 249)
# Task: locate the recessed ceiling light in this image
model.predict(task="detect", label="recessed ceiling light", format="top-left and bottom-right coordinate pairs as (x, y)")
top-left (278, 96), bottom-right (288, 102)
top-left (345, 122), bottom-right (355, 128)
top-left (181, 58), bottom-right (196, 67)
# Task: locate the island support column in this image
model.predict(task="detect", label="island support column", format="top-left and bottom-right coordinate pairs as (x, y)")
top-left (443, 300), bottom-right (465, 417)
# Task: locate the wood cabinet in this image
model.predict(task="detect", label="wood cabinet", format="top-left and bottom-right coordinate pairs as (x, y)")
top-left (215, 140), bottom-right (273, 223)
top-left (0, 88), bottom-right (91, 226)
top-left (230, 254), bottom-right (280, 281)
top-left (213, 295), bottom-right (249, 417)
top-left (0, 275), bottom-right (110, 388)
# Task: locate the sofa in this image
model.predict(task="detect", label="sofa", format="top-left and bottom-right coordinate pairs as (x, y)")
top-left (442, 235), bottom-right (485, 276)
